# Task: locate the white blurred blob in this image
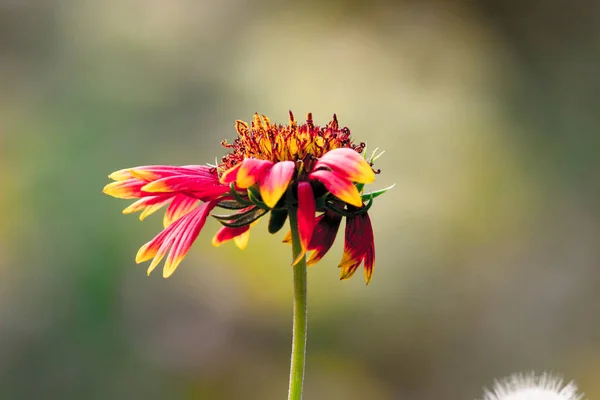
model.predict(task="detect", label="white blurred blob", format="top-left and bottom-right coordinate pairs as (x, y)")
top-left (481, 373), bottom-right (586, 400)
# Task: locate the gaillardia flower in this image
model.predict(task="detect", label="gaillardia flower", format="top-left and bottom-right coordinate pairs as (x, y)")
top-left (103, 112), bottom-right (391, 283)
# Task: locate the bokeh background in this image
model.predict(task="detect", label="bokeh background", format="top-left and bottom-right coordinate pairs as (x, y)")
top-left (2, 0), bottom-right (600, 399)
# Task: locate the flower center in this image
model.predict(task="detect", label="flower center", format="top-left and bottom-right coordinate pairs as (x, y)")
top-left (220, 112), bottom-right (365, 171)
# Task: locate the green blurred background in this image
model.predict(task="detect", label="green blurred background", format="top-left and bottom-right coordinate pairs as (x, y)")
top-left (2, 0), bottom-right (600, 399)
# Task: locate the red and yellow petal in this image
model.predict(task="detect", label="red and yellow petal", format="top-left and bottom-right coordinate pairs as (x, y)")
top-left (103, 178), bottom-right (147, 199)
top-left (309, 169), bottom-right (362, 207)
top-left (135, 224), bottom-right (174, 264)
top-left (314, 148), bottom-right (375, 184)
top-left (236, 158), bottom-right (274, 189)
top-left (130, 165), bottom-right (211, 182)
top-left (122, 194), bottom-right (173, 220)
top-left (220, 163), bottom-right (241, 185)
top-left (163, 194), bottom-right (200, 227)
top-left (212, 225), bottom-right (251, 249)
top-left (135, 201), bottom-right (217, 278)
top-left (260, 161), bottom-right (296, 209)
top-left (109, 165), bottom-right (210, 182)
top-left (142, 172), bottom-right (221, 194)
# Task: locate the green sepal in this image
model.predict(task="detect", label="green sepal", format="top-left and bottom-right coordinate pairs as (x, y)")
top-left (314, 193), bottom-right (330, 210)
top-left (268, 208), bottom-right (288, 234)
top-left (325, 195), bottom-right (374, 217)
top-left (216, 207), bottom-right (268, 228)
top-left (229, 183), bottom-right (252, 206)
top-left (361, 183), bottom-right (395, 201)
top-left (212, 206), bottom-right (257, 221)
top-left (247, 185), bottom-right (269, 209)
top-left (216, 200), bottom-right (249, 210)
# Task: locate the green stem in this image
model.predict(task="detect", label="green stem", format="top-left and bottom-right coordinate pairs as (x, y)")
top-left (287, 206), bottom-right (308, 400)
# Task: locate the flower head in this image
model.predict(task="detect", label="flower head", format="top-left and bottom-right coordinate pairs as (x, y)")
top-left (103, 112), bottom-right (392, 282)
top-left (481, 373), bottom-right (586, 400)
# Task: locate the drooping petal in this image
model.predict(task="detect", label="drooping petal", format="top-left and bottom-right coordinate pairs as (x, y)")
top-left (260, 161), bottom-right (296, 209)
top-left (135, 224), bottom-right (175, 264)
top-left (297, 182), bottom-right (316, 252)
top-left (103, 178), bottom-right (147, 199)
top-left (309, 169), bottom-right (362, 207)
top-left (135, 201), bottom-right (217, 278)
top-left (236, 158), bottom-right (274, 189)
top-left (163, 194), bottom-right (200, 227)
top-left (306, 211), bottom-right (342, 266)
top-left (338, 212), bottom-right (375, 283)
top-left (211, 225), bottom-right (251, 249)
top-left (314, 148), bottom-right (375, 184)
top-left (363, 241), bottom-right (375, 285)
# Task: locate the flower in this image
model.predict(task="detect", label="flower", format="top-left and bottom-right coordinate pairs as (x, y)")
top-left (103, 112), bottom-right (391, 281)
top-left (481, 373), bottom-right (586, 400)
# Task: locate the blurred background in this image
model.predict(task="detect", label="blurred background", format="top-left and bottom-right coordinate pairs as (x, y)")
top-left (2, 0), bottom-right (599, 399)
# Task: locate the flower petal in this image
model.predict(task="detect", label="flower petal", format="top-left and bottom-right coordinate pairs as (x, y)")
top-left (306, 211), bottom-right (342, 266)
top-left (236, 158), bottom-right (274, 189)
top-left (162, 201), bottom-right (217, 278)
top-left (122, 194), bottom-right (173, 220)
top-left (109, 165), bottom-right (211, 182)
top-left (363, 241), bottom-right (375, 285)
top-left (135, 201), bottom-right (216, 277)
top-left (260, 161), bottom-right (296, 209)
top-left (309, 169), bottom-right (362, 207)
top-left (163, 194), bottom-right (200, 227)
top-left (103, 179), bottom-right (146, 199)
top-left (314, 148), bottom-right (375, 184)
top-left (142, 170), bottom-right (227, 198)
top-left (338, 212), bottom-right (374, 283)
top-left (220, 163), bottom-right (241, 185)
top-left (233, 230), bottom-right (251, 250)
top-left (297, 182), bottom-right (316, 252)
top-left (282, 230), bottom-right (292, 243)
top-left (212, 225), bottom-right (250, 249)
top-left (135, 224), bottom-right (174, 264)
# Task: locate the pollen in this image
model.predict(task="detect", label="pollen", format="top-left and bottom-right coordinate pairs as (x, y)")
top-left (220, 112), bottom-right (365, 172)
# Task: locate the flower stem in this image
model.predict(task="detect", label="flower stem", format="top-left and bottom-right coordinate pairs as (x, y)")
top-left (287, 206), bottom-right (308, 400)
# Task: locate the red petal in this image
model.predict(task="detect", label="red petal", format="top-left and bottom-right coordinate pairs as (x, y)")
top-left (306, 211), bottom-right (342, 266)
top-left (364, 241), bottom-right (375, 285)
top-left (309, 169), bottom-right (362, 207)
top-left (297, 182), bottom-right (316, 252)
top-left (338, 212), bottom-right (374, 282)
top-left (314, 148), bottom-right (375, 184)
top-left (260, 161), bottom-right (296, 208)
